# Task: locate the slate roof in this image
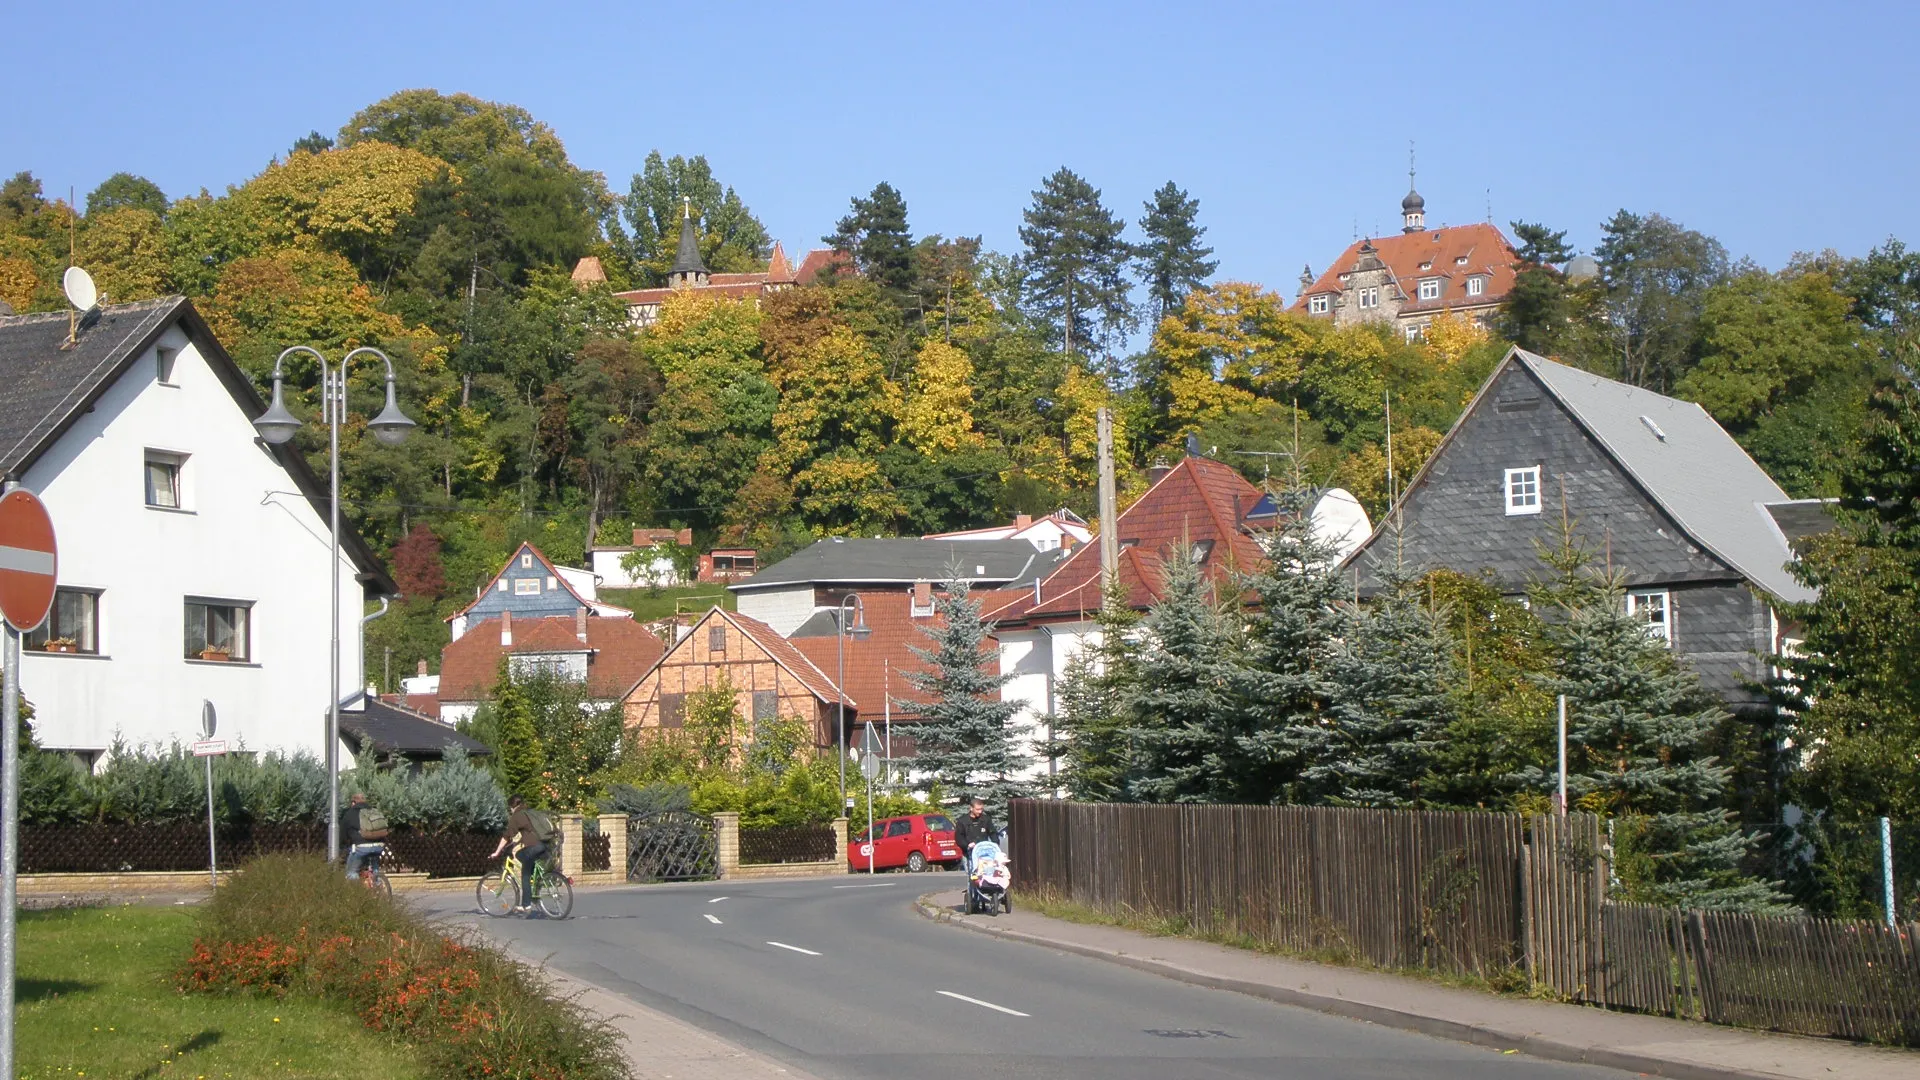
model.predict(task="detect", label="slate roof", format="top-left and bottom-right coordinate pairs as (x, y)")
top-left (438, 614), bottom-right (666, 703)
top-left (730, 538), bottom-right (1066, 592)
top-left (1292, 222), bottom-right (1518, 315)
top-left (340, 696), bottom-right (491, 758)
top-left (1511, 349), bottom-right (1812, 604)
top-left (1763, 499), bottom-right (1838, 553)
top-left (446, 542), bottom-right (598, 623)
top-left (0, 297), bottom-right (394, 593)
top-left (991, 456), bottom-right (1266, 625)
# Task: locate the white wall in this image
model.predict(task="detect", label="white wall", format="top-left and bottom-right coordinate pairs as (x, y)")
top-left (734, 584), bottom-right (818, 636)
top-left (996, 620), bottom-right (1097, 787)
top-left (18, 323), bottom-right (366, 759)
top-left (589, 548), bottom-right (679, 589)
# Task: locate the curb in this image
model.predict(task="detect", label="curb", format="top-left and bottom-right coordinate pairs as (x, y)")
top-left (912, 894), bottom-right (1806, 1080)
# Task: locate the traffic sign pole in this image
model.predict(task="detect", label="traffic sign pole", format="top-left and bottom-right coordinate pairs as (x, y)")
top-left (2, 619), bottom-right (19, 1080)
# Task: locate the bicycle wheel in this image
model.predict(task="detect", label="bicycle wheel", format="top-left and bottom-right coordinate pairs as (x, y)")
top-left (535, 872), bottom-right (573, 920)
top-left (372, 867), bottom-right (394, 899)
top-left (475, 869), bottom-right (517, 917)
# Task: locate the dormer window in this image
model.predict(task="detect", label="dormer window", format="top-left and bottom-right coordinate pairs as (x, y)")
top-left (1455, 256), bottom-right (1470, 266)
top-left (1308, 294), bottom-right (1330, 314)
top-left (1467, 276), bottom-right (1486, 297)
top-left (1418, 278), bottom-right (1441, 301)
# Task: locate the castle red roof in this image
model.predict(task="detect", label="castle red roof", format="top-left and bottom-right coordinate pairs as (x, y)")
top-left (1291, 222), bottom-right (1518, 315)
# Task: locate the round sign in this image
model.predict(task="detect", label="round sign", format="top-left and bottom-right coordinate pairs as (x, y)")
top-left (860, 753), bottom-right (882, 780)
top-left (0, 489), bottom-right (57, 632)
top-left (202, 700), bottom-right (218, 739)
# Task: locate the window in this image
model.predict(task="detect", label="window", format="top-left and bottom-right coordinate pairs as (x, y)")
top-left (708, 622), bottom-right (727, 654)
top-left (512, 653), bottom-right (572, 680)
top-left (752, 690), bottom-right (777, 721)
top-left (545, 575), bottom-right (557, 590)
top-left (496, 579), bottom-right (509, 592)
top-left (512, 578), bottom-right (540, 596)
top-left (156, 346), bottom-right (179, 384)
top-left (520, 553), bottom-right (533, 569)
top-left (26, 588), bottom-right (100, 654)
top-left (144, 451), bottom-right (184, 509)
top-left (1187, 540), bottom-right (1214, 566)
top-left (886, 820), bottom-right (912, 838)
top-left (1467, 276), bottom-right (1486, 297)
top-left (184, 599), bottom-right (251, 661)
top-left (924, 814), bottom-right (953, 834)
top-left (1308, 294), bottom-right (1330, 314)
top-left (1405, 323), bottom-right (1425, 343)
top-left (659, 692), bottom-right (686, 728)
top-left (1418, 278), bottom-right (1441, 301)
top-left (1504, 467), bottom-right (1542, 516)
top-left (1627, 590), bottom-right (1672, 643)
top-left (1357, 286), bottom-right (1380, 309)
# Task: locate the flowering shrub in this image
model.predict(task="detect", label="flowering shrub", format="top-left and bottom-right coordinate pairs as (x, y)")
top-left (177, 854), bottom-right (626, 1080)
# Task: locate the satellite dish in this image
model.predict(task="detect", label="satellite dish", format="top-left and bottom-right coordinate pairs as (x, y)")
top-left (62, 266), bottom-right (98, 312)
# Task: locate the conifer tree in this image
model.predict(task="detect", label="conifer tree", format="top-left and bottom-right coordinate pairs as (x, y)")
top-left (902, 575), bottom-right (1030, 816)
top-left (1526, 529), bottom-right (1789, 911)
top-left (1018, 167), bottom-right (1134, 366)
top-left (1230, 487), bottom-right (1346, 804)
top-left (1051, 579), bottom-right (1143, 802)
top-left (1135, 181), bottom-right (1217, 326)
top-left (826, 181), bottom-right (916, 315)
top-left (1314, 572), bottom-right (1455, 807)
top-left (490, 659), bottom-right (544, 805)
top-left (1125, 543), bottom-right (1240, 803)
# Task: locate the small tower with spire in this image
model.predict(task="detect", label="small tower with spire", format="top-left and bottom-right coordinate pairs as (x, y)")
top-left (1401, 146), bottom-right (1426, 233)
top-left (1298, 264), bottom-right (1315, 298)
top-left (667, 197), bottom-right (710, 290)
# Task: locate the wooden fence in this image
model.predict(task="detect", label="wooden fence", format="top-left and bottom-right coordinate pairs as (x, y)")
top-left (1010, 799), bottom-right (1920, 1045)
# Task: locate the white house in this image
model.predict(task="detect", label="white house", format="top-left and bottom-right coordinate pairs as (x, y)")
top-left (0, 297), bottom-right (393, 765)
top-left (926, 509), bottom-right (1093, 552)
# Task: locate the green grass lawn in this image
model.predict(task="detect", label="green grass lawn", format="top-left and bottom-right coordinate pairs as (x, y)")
top-left (599, 582), bottom-right (734, 621)
top-left (18, 905), bottom-right (427, 1080)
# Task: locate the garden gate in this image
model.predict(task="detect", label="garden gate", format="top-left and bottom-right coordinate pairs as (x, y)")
top-left (626, 810), bottom-right (718, 882)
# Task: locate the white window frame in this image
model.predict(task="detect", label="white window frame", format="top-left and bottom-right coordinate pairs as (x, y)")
top-left (1418, 278), bottom-right (1441, 301)
top-left (1357, 286), bottom-right (1380, 310)
top-left (1467, 276), bottom-right (1486, 297)
top-left (1627, 589), bottom-right (1672, 644)
top-left (1308, 294), bottom-right (1330, 314)
top-left (144, 450), bottom-right (186, 510)
top-left (1504, 466), bottom-right (1542, 516)
top-left (1405, 322), bottom-right (1427, 343)
top-left (512, 577), bottom-right (541, 596)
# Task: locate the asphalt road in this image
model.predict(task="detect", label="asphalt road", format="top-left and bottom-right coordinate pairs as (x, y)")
top-left (418, 873), bottom-right (1638, 1080)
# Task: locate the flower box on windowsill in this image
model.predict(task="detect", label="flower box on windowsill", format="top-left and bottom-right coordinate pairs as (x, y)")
top-left (199, 648), bottom-right (232, 663)
top-left (42, 640), bottom-right (77, 654)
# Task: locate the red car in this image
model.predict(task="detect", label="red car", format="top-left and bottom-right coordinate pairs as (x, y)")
top-left (848, 813), bottom-right (961, 872)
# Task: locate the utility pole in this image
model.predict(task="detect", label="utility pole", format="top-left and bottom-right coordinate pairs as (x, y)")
top-left (1096, 407), bottom-right (1119, 592)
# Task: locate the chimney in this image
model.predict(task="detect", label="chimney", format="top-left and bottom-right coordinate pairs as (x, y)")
top-left (1014, 513), bottom-right (1032, 529)
top-left (576, 606), bottom-right (589, 642)
top-left (1147, 458), bottom-right (1173, 487)
top-left (500, 611), bottom-right (513, 647)
top-left (417, 659), bottom-right (428, 677)
top-left (914, 581), bottom-right (933, 612)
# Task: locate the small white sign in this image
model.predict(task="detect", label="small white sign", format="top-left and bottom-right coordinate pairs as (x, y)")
top-left (191, 739), bottom-right (228, 757)
top-left (859, 843), bottom-right (873, 856)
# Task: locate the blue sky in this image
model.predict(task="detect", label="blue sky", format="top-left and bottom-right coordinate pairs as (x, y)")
top-left (6, 1), bottom-right (1915, 296)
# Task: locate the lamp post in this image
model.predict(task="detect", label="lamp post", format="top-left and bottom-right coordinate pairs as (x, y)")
top-left (835, 593), bottom-right (870, 811)
top-left (253, 345), bottom-right (415, 862)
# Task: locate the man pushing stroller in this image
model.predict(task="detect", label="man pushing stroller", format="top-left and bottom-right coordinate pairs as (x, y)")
top-left (953, 795), bottom-right (997, 872)
top-left (954, 795), bottom-right (1012, 915)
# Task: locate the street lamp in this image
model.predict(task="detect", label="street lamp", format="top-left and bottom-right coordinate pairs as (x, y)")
top-left (834, 593), bottom-right (870, 810)
top-left (254, 345), bottom-right (415, 861)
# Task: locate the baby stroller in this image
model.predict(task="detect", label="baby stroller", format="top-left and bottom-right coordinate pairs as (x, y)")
top-left (965, 840), bottom-right (1012, 915)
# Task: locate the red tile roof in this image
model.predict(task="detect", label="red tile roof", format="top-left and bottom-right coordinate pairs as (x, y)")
top-left (719, 609), bottom-right (849, 707)
top-left (794, 248), bottom-right (850, 285)
top-left (767, 242), bottom-right (795, 283)
top-left (992, 456), bottom-right (1265, 625)
top-left (438, 615), bottom-right (666, 703)
top-left (614, 282), bottom-right (768, 305)
top-left (1291, 222), bottom-right (1518, 315)
top-left (788, 591), bottom-right (956, 721)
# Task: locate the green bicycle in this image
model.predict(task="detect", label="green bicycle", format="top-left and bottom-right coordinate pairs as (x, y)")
top-left (476, 851), bottom-right (573, 919)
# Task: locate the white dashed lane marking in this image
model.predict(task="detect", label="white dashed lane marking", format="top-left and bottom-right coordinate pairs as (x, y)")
top-left (704, 914), bottom-right (722, 925)
top-left (938, 990), bottom-right (1029, 1017)
top-left (766, 941), bottom-right (822, 956)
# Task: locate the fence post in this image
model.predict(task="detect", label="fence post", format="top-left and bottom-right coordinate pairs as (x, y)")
top-left (713, 812), bottom-right (741, 880)
top-left (831, 817), bottom-right (849, 861)
top-left (601, 813), bottom-right (627, 880)
top-left (559, 814), bottom-right (583, 878)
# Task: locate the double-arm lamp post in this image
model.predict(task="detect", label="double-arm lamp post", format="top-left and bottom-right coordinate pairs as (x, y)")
top-left (252, 346), bottom-right (415, 862)
top-left (835, 593), bottom-right (870, 811)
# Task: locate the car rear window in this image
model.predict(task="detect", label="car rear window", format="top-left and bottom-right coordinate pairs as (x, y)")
top-left (923, 814), bottom-right (953, 834)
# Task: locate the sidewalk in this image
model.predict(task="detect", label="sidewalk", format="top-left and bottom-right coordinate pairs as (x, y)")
top-left (915, 890), bottom-right (1916, 1080)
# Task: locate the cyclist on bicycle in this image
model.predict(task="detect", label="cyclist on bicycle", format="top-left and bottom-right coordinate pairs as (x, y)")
top-left (341, 792), bottom-right (389, 882)
top-left (488, 794), bottom-right (550, 913)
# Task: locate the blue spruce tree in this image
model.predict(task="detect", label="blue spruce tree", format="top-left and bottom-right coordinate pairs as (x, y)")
top-left (1314, 571), bottom-right (1455, 807)
top-left (1125, 543), bottom-right (1240, 803)
top-left (902, 575), bottom-right (1031, 816)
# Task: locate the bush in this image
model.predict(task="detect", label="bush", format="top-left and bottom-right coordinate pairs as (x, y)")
top-left (179, 854), bottom-right (629, 1080)
top-left (345, 747), bottom-right (507, 834)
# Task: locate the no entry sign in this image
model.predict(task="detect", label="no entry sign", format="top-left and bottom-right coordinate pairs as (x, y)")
top-left (0, 490), bottom-right (56, 632)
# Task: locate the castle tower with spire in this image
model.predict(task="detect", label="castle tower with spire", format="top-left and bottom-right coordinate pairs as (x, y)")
top-left (667, 198), bottom-right (710, 291)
